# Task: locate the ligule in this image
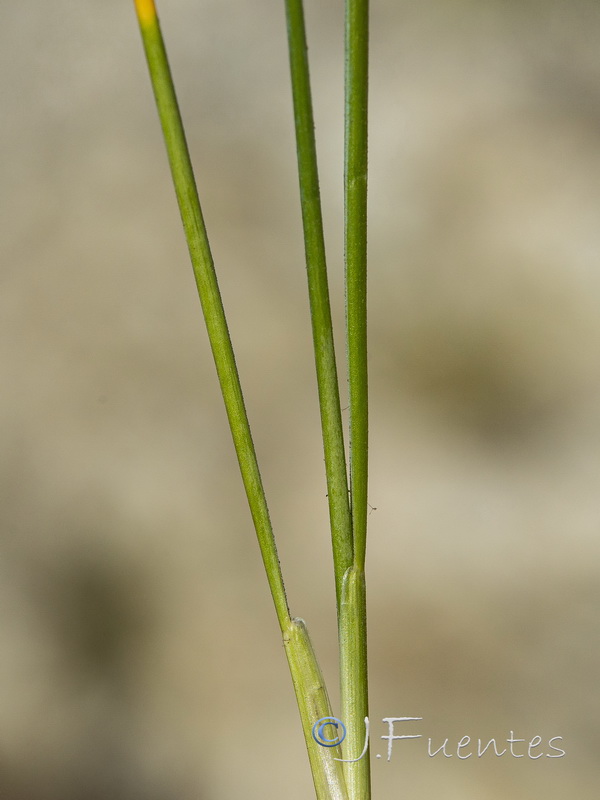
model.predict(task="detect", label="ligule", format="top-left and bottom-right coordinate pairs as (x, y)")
top-left (284, 618), bottom-right (350, 800)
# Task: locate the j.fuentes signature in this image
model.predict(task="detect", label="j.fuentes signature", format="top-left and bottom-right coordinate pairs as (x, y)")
top-left (312, 717), bottom-right (566, 762)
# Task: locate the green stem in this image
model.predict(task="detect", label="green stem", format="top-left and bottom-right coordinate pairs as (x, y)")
top-left (133, 0), bottom-right (290, 633)
top-left (284, 0), bottom-right (353, 610)
top-left (343, 1), bottom-right (370, 798)
top-left (339, 566), bottom-right (369, 799)
top-left (345, 0), bottom-right (369, 571)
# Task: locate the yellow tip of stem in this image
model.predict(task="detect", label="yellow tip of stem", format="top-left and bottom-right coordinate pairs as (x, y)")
top-left (134, 0), bottom-right (157, 27)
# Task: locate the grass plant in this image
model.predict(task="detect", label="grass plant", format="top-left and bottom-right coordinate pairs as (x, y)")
top-left (133, 2), bottom-right (370, 798)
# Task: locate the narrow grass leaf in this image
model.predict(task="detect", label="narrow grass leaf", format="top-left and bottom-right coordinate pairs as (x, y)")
top-left (133, 0), bottom-right (291, 632)
top-left (284, 0), bottom-right (353, 609)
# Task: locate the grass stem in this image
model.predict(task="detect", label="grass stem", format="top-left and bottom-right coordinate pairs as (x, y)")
top-left (342, 1), bottom-right (371, 797)
top-left (133, 0), bottom-right (291, 633)
top-left (339, 566), bottom-right (369, 799)
top-left (284, 0), bottom-right (353, 610)
top-left (345, 0), bottom-right (369, 571)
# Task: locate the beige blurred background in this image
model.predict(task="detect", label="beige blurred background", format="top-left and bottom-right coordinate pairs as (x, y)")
top-left (1, 1), bottom-right (600, 798)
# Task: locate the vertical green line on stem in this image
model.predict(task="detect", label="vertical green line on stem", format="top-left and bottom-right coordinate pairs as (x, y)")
top-left (284, 0), bottom-right (353, 611)
top-left (342, 0), bottom-right (370, 798)
top-left (345, 0), bottom-right (369, 572)
top-left (133, 0), bottom-right (291, 633)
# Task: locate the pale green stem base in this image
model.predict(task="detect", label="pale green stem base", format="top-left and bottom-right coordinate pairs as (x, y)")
top-left (339, 566), bottom-right (370, 799)
top-left (284, 618), bottom-right (350, 800)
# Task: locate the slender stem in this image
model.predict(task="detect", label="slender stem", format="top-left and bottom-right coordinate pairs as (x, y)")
top-left (342, 2), bottom-right (370, 798)
top-left (345, 0), bottom-right (369, 571)
top-left (133, 0), bottom-right (290, 632)
top-left (339, 567), bottom-right (369, 800)
top-left (284, 0), bottom-right (353, 610)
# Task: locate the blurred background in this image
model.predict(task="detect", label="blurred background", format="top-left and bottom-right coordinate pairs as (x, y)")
top-left (1, 0), bottom-right (599, 798)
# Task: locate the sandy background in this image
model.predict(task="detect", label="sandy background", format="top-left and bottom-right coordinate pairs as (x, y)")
top-left (1, 1), bottom-right (599, 798)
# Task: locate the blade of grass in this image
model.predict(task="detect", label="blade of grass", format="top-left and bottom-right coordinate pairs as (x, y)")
top-left (341, 1), bottom-right (370, 798)
top-left (284, 0), bottom-right (353, 610)
top-left (133, 0), bottom-right (290, 631)
top-left (134, 3), bottom-right (350, 798)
